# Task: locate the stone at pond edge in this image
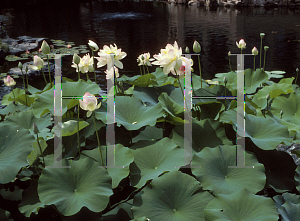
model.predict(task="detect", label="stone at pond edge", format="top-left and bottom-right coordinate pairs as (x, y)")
top-left (276, 143), bottom-right (300, 166)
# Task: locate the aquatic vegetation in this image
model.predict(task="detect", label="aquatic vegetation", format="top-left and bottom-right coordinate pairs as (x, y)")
top-left (0, 34), bottom-right (300, 220)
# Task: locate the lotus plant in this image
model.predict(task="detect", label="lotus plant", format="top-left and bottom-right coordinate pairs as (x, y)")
top-left (79, 92), bottom-right (104, 166)
top-left (71, 53), bottom-right (94, 81)
top-left (236, 39), bottom-right (246, 54)
top-left (260, 33), bottom-right (265, 69)
top-left (41, 40), bottom-right (52, 88)
top-left (30, 55), bottom-right (47, 86)
top-left (252, 47), bottom-right (258, 70)
top-left (193, 40), bottom-right (203, 88)
top-left (228, 51), bottom-right (232, 72)
top-left (137, 52), bottom-right (155, 75)
top-left (88, 40), bottom-right (99, 83)
top-left (72, 53), bottom-right (81, 80)
top-left (3, 75), bottom-right (16, 102)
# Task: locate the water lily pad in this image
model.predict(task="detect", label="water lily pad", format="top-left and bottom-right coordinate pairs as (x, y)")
top-left (132, 171), bottom-right (214, 221)
top-left (51, 120), bottom-right (89, 137)
top-left (132, 126), bottom-right (163, 142)
top-left (191, 145), bottom-right (266, 195)
top-left (203, 188), bottom-right (278, 220)
top-left (38, 157), bottom-right (113, 216)
top-left (0, 125), bottom-right (34, 184)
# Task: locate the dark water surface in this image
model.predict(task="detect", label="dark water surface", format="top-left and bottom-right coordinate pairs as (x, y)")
top-left (1, 1), bottom-right (300, 104)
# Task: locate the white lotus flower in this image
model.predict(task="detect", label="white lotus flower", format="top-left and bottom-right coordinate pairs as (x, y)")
top-left (170, 57), bottom-right (193, 79)
top-left (30, 55), bottom-right (45, 70)
top-left (79, 92), bottom-right (101, 117)
top-left (71, 54), bottom-right (94, 73)
top-left (105, 66), bottom-right (119, 79)
top-left (137, 52), bottom-right (155, 66)
top-left (95, 44), bottom-right (127, 69)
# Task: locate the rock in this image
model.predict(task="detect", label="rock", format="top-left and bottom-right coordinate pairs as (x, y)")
top-left (8, 61), bottom-right (55, 77)
top-left (276, 142), bottom-right (300, 166)
top-left (2, 36), bottom-right (49, 56)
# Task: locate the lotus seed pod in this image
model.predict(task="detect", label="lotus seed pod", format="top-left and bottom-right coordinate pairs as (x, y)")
top-left (33, 123), bottom-right (39, 134)
top-left (185, 46), bottom-right (190, 54)
top-left (296, 68), bottom-right (299, 73)
top-left (264, 46), bottom-right (269, 51)
top-left (18, 62), bottom-right (23, 70)
top-left (193, 41), bottom-right (201, 53)
top-left (260, 33), bottom-right (265, 39)
top-left (266, 94), bottom-right (270, 100)
top-left (73, 53), bottom-right (81, 65)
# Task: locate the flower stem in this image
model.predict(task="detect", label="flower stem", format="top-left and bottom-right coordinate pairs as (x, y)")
top-left (93, 112), bottom-right (105, 166)
top-left (260, 38), bottom-right (263, 69)
top-left (253, 56), bottom-right (256, 71)
top-left (229, 55), bottom-right (232, 72)
top-left (296, 72), bottom-right (298, 85)
top-left (25, 68), bottom-right (29, 91)
top-left (142, 64), bottom-right (146, 75)
top-left (12, 86), bottom-right (16, 101)
top-left (197, 55), bottom-right (202, 88)
top-left (47, 55), bottom-right (52, 88)
top-left (77, 104), bottom-right (80, 156)
top-left (263, 50), bottom-right (267, 70)
top-left (139, 65), bottom-right (142, 75)
top-left (86, 73), bottom-right (90, 81)
top-left (92, 51), bottom-right (97, 83)
top-left (77, 65), bottom-right (80, 81)
top-left (41, 69), bottom-right (48, 86)
top-left (36, 133), bottom-right (45, 167)
top-left (20, 68), bottom-right (27, 106)
top-left (145, 65), bottom-right (150, 74)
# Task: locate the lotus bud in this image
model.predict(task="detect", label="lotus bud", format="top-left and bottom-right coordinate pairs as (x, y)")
top-left (236, 39), bottom-right (246, 50)
top-left (25, 65), bottom-right (28, 73)
top-left (266, 94), bottom-right (270, 100)
top-left (252, 47), bottom-right (258, 56)
top-left (280, 110), bottom-right (283, 119)
top-left (41, 40), bottom-right (50, 54)
top-left (33, 123), bottom-right (39, 134)
top-left (88, 40), bottom-right (99, 51)
top-left (296, 68), bottom-right (299, 73)
top-left (193, 41), bottom-right (201, 53)
top-left (228, 51), bottom-right (231, 56)
top-left (185, 46), bottom-right (190, 54)
top-left (223, 76), bottom-right (228, 84)
top-left (3, 75), bottom-right (16, 87)
top-left (18, 62), bottom-right (23, 70)
top-left (73, 53), bottom-right (81, 65)
top-left (264, 46), bottom-right (269, 51)
top-left (260, 33), bottom-right (265, 39)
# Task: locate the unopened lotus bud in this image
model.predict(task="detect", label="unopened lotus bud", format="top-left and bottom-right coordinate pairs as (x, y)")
top-left (266, 94), bottom-right (270, 100)
top-left (260, 33), bottom-right (265, 39)
top-left (25, 65), bottom-right (28, 73)
top-left (33, 123), bottom-right (39, 134)
top-left (264, 46), bottom-right (269, 51)
top-left (185, 46), bottom-right (190, 54)
top-left (223, 76), bottom-right (228, 84)
top-left (296, 68), bottom-right (299, 73)
top-left (41, 40), bottom-right (50, 54)
top-left (228, 51), bottom-right (231, 56)
top-left (193, 41), bottom-right (201, 53)
top-left (18, 62), bottom-right (23, 70)
top-left (252, 47), bottom-right (258, 56)
top-left (73, 53), bottom-right (80, 65)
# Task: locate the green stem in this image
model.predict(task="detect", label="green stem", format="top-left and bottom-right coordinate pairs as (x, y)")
top-left (162, 114), bottom-right (166, 137)
top-left (11, 86), bottom-right (16, 100)
top-left (296, 72), bottom-right (298, 85)
top-left (142, 64), bottom-right (146, 75)
top-left (93, 112), bottom-right (105, 166)
top-left (197, 55), bottom-right (202, 88)
top-left (47, 55), bottom-right (52, 88)
top-left (41, 69), bottom-right (48, 86)
top-left (229, 55), bottom-right (232, 72)
top-left (77, 65), bottom-right (80, 81)
top-left (224, 84), bottom-right (227, 108)
top-left (253, 56), bottom-right (256, 71)
top-left (86, 72), bottom-right (90, 81)
top-left (36, 134), bottom-right (45, 167)
top-left (92, 51), bottom-right (97, 83)
top-left (145, 65), bottom-right (150, 74)
top-left (260, 38), bottom-right (263, 69)
top-left (139, 65), bottom-right (142, 75)
top-left (20, 68), bottom-right (27, 106)
top-left (77, 104), bottom-right (80, 156)
top-left (25, 69), bottom-right (29, 91)
top-left (175, 70), bottom-right (184, 98)
top-left (263, 50), bottom-right (267, 70)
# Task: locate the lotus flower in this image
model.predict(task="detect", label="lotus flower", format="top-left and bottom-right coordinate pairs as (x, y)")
top-left (137, 52), bottom-right (155, 66)
top-left (41, 40), bottom-right (50, 54)
top-left (3, 75), bottom-right (16, 86)
top-left (95, 44), bottom-right (127, 69)
top-left (105, 66), bottom-right (119, 79)
top-left (170, 57), bottom-right (193, 78)
top-left (152, 41), bottom-right (183, 75)
top-left (79, 92), bottom-right (101, 117)
top-left (252, 47), bottom-right (258, 55)
top-left (193, 40), bottom-right (201, 53)
top-left (30, 55), bottom-right (45, 70)
top-left (236, 39), bottom-right (246, 50)
top-left (71, 54), bottom-right (94, 73)
top-left (88, 40), bottom-right (99, 51)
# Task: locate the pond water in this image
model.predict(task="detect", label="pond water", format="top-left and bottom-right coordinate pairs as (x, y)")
top-left (1, 0), bottom-right (300, 106)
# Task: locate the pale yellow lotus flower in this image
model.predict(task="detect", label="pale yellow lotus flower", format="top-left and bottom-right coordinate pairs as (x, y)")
top-left (79, 92), bottom-right (101, 117)
top-left (137, 52), bottom-right (155, 66)
top-left (30, 55), bottom-right (45, 70)
top-left (96, 44), bottom-right (127, 69)
top-left (3, 75), bottom-right (16, 86)
top-left (71, 53), bottom-right (94, 73)
top-left (236, 39), bottom-right (246, 50)
top-left (152, 41), bottom-right (183, 75)
top-left (105, 66), bottom-right (119, 79)
top-left (170, 57), bottom-right (193, 79)
top-left (252, 47), bottom-right (258, 55)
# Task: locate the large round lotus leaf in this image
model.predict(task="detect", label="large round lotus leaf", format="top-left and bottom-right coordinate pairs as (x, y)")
top-left (273, 192), bottom-right (300, 209)
top-left (0, 102), bottom-right (30, 115)
top-left (158, 92), bottom-right (184, 117)
top-left (132, 171), bottom-right (214, 221)
top-left (238, 113), bottom-right (292, 150)
top-left (244, 68), bottom-right (269, 94)
top-left (255, 77), bottom-right (294, 100)
top-left (27, 138), bottom-right (48, 166)
top-left (114, 96), bottom-right (164, 130)
top-left (278, 200), bottom-right (300, 221)
top-left (191, 145), bottom-right (266, 195)
top-left (129, 137), bottom-right (185, 188)
top-left (196, 101), bottom-right (224, 120)
top-left (32, 79), bottom-right (100, 118)
top-left (296, 165), bottom-right (300, 192)
top-left (0, 125), bottom-right (35, 184)
top-left (2, 88), bottom-right (27, 106)
top-left (51, 120), bottom-right (89, 137)
top-left (265, 70), bottom-right (285, 79)
top-left (128, 73), bottom-right (158, 87)
top-left (19, 180), bottom-right (45, 217)
top-left (204, 188), bottom-right (278, 221)
top-left (170, 118), bottom-right (232, 153)
top-left (81, 144), bottom-right (134, 189)
top-left (132, 126), bottom-right (163, 143)
top-left (151, 67), bottom-right (176, 86)
top-left (270, 92), bottom-right (300, 129)
top-left (38, 157), bottom-right (113, 216)
top-left (213, 71), bottom-right (237, 91)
